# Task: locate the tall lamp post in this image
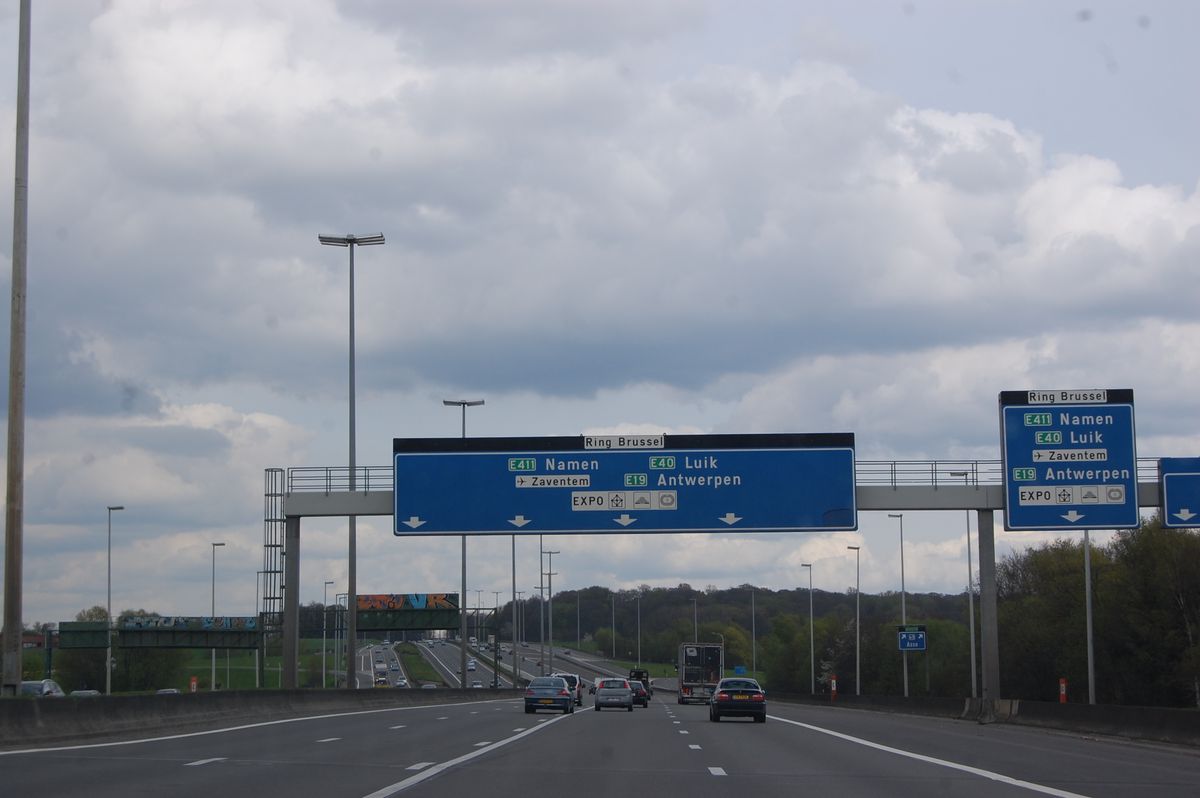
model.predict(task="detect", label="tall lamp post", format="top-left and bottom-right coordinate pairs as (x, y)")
top-left (611, 591), bottom-right (616, 659)
top-left (889, 513), bottom-right (909, 698)
top-left (691, 597), bottom-right (698, 641)
top-left (750, 587), bottom-right (756, 676)
top-left (950, 471), bottom-right (978, 699)
top-left (636, 592), bottom-right (641, 667)
top-left (544, 550), bottom-right (559, 674)
top-left (444, 398), bottom-right (484, 684)
top-left (322, 580), bottom-right (334, 689)
top-left (105, 505), bottom-right (124, 695)
top-left (847, 546), bottom-right (861, 696)
top-left (492, 590), bottom-right (503, 687)
top-left (210, 541), bottom-right (225, 690)
top-left (255, 570), bottom-right (267, 688)
top-left (801, 563), bottom-right (814, 694)
top-left (319, 232), bottom-right (385, 689)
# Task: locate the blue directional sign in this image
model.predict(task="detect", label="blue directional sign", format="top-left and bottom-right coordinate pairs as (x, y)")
top-left (999, 389), bottom-right (1138, 531)
top-left (393, 433), bottom-right (856, 535)
top-left (897, 625), bottom-right (926, 651)
top-left (1159, 457), bottom-right (1200, 529)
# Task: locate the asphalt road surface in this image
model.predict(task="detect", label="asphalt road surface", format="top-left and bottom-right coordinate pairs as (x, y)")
top-left (4, 695), bottom-right (1198, 797)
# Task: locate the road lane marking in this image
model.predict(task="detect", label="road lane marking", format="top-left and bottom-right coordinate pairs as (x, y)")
top-left (390, 725), bottom-right (406, 730)
top-left (317, 738), bottom-right (341, 743)
top-left (184, 757), bottom-right (226, 767)
top-left (673, 720), bottom-right (681, 724)
top-left (436, 716), bottom-right (449, 720)
top-left (406, 762), bottom-right (435, 771)
top-left (771, 716), bottom-right (1093, 798)
top-left (689, 745), bottom-right (701, 750)
top-left (708, 767), bottom-right (727, 776)
top-left (679, 730), bottom-right (689, 734)
top-left (473, 741), bottom-right (492, 747)
top-left (361, 711), bottom-right (575, 797)
top-left (512, 728), bottom-right (526, 732)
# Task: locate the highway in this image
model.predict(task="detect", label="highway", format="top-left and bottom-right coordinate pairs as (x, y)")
top-left (3, 694), bottom-right (1198, 797)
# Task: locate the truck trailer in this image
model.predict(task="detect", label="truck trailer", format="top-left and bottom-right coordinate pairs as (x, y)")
top-left (677, 642), bottom-right (723, 704)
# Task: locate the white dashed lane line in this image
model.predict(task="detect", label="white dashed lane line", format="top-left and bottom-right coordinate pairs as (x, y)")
top-left (184, 757), bottom-right (226, 767)
top-left (389, 725), bottom-right (406, 730)
top-left (708, 767), bottom-right (727, 776)
top-left (316, 738), bottom-right (341, 743)
top-left (473, 742), bottom-right (493, 747)
top-left (689, 745), bottom-right (701, 750)
top-left (406, 762), bottom-right (435, 771)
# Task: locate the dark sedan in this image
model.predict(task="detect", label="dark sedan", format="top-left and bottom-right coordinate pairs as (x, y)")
top-left (524, 676), bottom-right (574, 714)
top-left (630, 679), bottom-right (649, 707)
top-left (708, 677), bottom-right (766, 723)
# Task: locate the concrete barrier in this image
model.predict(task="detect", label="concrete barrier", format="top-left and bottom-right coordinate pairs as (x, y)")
top-left (0, 688), bottom-right (522, 749)
top-left (1003, 699), bottom-right (1200, 747)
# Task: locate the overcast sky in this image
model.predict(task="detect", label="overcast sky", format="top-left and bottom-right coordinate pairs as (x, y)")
top-left (2, 1), bottom-right (1198, 626)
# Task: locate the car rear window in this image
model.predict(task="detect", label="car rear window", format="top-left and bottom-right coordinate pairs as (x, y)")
top-left (530, 677), bottom-right (564, 688)
top-left (599, 679), bottom-right (626, 688)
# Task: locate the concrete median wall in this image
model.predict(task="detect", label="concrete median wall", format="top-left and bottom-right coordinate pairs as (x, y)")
top-left (0, 688), bottom-right (522, 749)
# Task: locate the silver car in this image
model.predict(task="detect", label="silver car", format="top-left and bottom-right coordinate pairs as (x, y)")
top-left (591, 677), bottom-right (633, 711)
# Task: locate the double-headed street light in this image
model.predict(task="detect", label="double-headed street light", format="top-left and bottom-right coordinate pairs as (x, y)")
top-left (949, 470), bottom-right (978, 699)
top-left (889, 512), bottom-right (909, 698)
top-left (444, 398), bottom-right (484, 684)
top-left (319, 232), bottom-right (385, 689)
top-left (847, 546), bottom-right (861, 696)
top-left (801, 563), bottom-right (814, 694)
top-left (211, 541), bottom-right (225, 691)
top-left (105, 505), bottom-right (124, 695)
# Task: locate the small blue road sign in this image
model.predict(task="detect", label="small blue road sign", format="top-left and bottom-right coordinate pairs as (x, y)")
top-left (897, 625), bottom-right (927, 652)
top-left (1159, 457), bottom-right (1200, 529)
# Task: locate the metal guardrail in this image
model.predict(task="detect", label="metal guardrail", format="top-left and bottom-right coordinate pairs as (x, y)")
top-left (286, 457), bottom-right (1165, 494)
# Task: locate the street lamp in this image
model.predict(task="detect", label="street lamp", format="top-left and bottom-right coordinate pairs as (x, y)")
top-left (492, 590), bottom-right (503, 688)
top-left (636, 592), bottom-right (641, 667)
top-left (319, 231), bottom-right (385, 689)
top-left (611, 591), bottom-right (616, 659)
top-left (847, 546), bottom-right (861, 696)
top-left (323, 580), bottom-right (335, 689)
top-left (444, 398), bottom-right (484, 684)
top-left (692, 597), bottom-right (698, 641)
top-left (801, 563), bottom-right (814, 695)
top-left (950, 471), bottom-right (978, 699)
top-left (211, 541), bottom-right (225, 691)
top-left (750, 587), bottom-right (756, 676)
top-left (545, 549), bottom-right (559, 674)
top-left (105, 505), bottom-right (124, 695)
top-left (889, 512), bottom-right (909, 698)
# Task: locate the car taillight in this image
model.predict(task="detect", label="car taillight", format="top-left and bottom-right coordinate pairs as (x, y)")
top-left (524, 689), bottom-right (535, 696)
top-left (751, 694), bottom-right (764, 702)
top-left (559, 689), bottom-right (570, 696)
top-left (716, 692), bottom-right (729, 701)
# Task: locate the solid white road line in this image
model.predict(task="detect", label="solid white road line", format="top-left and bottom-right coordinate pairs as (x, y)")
top-left (184, 757), bottom-right (227, 767)
top-left (771, 716), bottom-right (1093, 798)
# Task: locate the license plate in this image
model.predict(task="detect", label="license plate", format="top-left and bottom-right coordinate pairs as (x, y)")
top-left (733, 694), bottom-right (748, 700)
top-left (539, 699), bottom-right (554, 704)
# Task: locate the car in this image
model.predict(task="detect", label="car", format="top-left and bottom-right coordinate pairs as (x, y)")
top-left (551, 672), bottom-right (583, 705)
top-left (374, 676), bottom-right (390, 687)
top-left (69, 689), bottom-right (101, 697)
top-left (389, 663), bottom-right (399, 671)
top-left (591, 677), bottom-right (633, 711)
top-left (524, 676), bottom-right (574, 714)
top-left (19, 679), bottom-right (65, 698)
top-left (630, 679), bottom-right (649, 707)
top-left (394, 678), bottom-right (409, 688)
top-left (708, 677), bottom-right (766, 723)
top-left (421, 683), bottom-right (438, 689)
top-left (470, 680), bottom-right (484, 688)
top-left (466, 660), bottom-right (477, 672)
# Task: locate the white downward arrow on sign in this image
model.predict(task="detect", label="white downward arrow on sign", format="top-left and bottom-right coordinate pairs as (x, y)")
top-left (614, 514), bottom-right (637, 527)
top-left (1061, 510), bottom-right (1085, 523)
top-left (509, 515), bottom-right (531, 528)
top-left (402, 516), bottom-right (426, 529)
top-left (1174, 508), bottom-right (1196, 521)
top-left (719, 513), bottom-right (742, 525)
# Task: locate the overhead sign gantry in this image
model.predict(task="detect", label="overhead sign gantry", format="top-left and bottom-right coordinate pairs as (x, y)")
top-left (393, 432), bottom-right (856, 535)
top-left (999, 389), bottom-right (1138, 530)
top-left (1158, 457), bottom-right (1200, 529)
